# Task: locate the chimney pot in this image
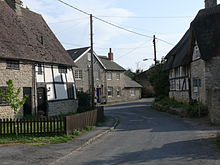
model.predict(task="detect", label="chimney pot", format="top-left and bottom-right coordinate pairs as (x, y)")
top-left (108, 48), bottom-right (113, 61)
top-left (205, 0), bottom-right (217, 8)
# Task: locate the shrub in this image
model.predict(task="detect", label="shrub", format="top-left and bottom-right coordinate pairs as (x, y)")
top-left (77, 91), bottom-right (92, 113)
top-left (186, 100), bottom-right (209, 118)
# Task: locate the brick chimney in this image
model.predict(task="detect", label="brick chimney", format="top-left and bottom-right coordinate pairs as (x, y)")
top-left (205, 0), bottom-right (217, 8)
top-left (5, 0), bottom-right (23, 15)
top-left (108, 48), bottom-right (113, 61)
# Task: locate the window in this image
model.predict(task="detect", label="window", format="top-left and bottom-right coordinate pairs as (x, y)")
top-left (38, 64), bottom-right (43, 75)
top-left (67, 84), bottom-right (74, 99)
top-left (130, 88), bottom-right (135, 96)
top-left (107, 72), bottom-right (112, 80)
top-left (107, 87), bottom-right (113, 97)
top-left (58, 66), bottom-right (67, 73)
top-left (96, 70), bottom-right (101, 80)
top-left (75, 70), bottom-right (83, 80)
top-left (193, 78), bottom-right (201, 87)
top-left (170, 80), bottom-right (176, 91)
top-left (116, 87), bottom-right (121, 97)
top-left (193, 42), bottom-right (200, 60)
top-left (116, 72), bottom-right (120, 80)
top-left (0, 87), bottom-right (7, 105)
top-left (6, 60), bottom-right (19, 70)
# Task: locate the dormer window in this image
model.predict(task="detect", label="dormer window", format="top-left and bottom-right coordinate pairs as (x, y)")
top-left (193, 42), bottom-right (200, 61)
top-left (58, 66), bottom-right (67, 73)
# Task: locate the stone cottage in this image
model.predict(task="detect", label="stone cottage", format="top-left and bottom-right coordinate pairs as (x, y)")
top-left (0, 0), bottom-right (78, 118)
top-left (67, 47), bottom-right (142, 104)
top-left (164, 0), bottom-right (220, 123)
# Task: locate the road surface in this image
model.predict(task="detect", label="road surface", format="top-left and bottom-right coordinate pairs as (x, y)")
top-left (54, 99), bottom-right (220, 165)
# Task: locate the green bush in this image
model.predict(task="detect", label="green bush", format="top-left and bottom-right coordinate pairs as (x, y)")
top-left (77, 91), bottom-right (92, 113)
top-left (186, 100), bottom-right (209, 118)
top-left (154, 97), bottom-right (209, 118)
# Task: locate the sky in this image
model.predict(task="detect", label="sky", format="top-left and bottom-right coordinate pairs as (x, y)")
top-left (22, 0), bottom-right (220, 71)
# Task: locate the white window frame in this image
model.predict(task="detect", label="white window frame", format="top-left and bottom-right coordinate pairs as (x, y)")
top-left (107, 87), bottom-right (113, 97)
top-left (107, 71), bottom-right (112, 80)
top-left (116, 72), bottom-right (120, 80)
top-left (116, 87), bottom-right (121, 97)
top-left (75, 70), bottom-right (83, 80)
top-left (130, 88), bottom-right (135, 96)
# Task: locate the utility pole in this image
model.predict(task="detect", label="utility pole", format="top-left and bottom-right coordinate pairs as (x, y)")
top-left (90, 14), bottom-right (95, 109)
top-left (153, 35), bottom-right (157, 65)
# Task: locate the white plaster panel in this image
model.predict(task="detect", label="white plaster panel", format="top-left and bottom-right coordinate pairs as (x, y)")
top-left (47, 84), bottom-right (55, 100)
top-left (45, 66), bottom-right (53, 82)
top-left (66, 68), bottom-right (74, 83)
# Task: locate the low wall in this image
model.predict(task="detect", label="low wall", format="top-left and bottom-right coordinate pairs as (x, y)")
top-left (47, 99), bottom-right (78, 116)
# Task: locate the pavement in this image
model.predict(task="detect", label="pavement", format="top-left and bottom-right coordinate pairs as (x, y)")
top-left (0, 115), bottom-right (118, 165)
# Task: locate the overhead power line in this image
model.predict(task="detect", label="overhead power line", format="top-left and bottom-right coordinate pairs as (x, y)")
top-left (56, 0), bottom-right (174, 46)
top-left (98, 15), bottom-right (193, 19)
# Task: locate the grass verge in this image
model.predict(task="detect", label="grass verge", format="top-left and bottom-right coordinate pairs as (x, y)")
top-left (0, 126), bottom-right (95, 146)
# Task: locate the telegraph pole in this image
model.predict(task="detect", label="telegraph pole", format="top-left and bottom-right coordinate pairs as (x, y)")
top-left (153, 35), bottom-right (157, 65)
top-left (90, 14), bottom-right (95, 109)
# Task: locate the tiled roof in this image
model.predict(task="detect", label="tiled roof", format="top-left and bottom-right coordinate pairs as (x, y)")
top-left (0, 1), bottom-right (76, 66)
top-left (98, 56), bottom-right (125, 71)
top-left (67, 47), bottom-right (90, 61)
top-left (124, 76), bottom-right (142, 88)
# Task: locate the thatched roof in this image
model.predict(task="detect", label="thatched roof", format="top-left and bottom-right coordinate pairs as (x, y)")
top-left (0, 1), bottom-right (76, 66)
top-left (164, 4), bottom-right (220, 70)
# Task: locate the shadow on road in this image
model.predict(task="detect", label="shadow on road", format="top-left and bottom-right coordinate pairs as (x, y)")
top-left (81, 138), bottom-right (219, 165)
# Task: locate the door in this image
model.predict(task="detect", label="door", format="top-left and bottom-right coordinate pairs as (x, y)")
top-left (23, 87), bottom-right (32, 116)
top-left (37, 87), bottom-right (47, 116)
top-left (96, 88), bottom-right (101, 103)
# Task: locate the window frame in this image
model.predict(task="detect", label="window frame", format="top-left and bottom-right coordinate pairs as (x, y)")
top-left (0, 87), bottom-right (8, 105)
top-left (6, 60), bottom-right (19, 70)
top-left (107, 87), bottom-right (113, 97)
top-left (58, 66), bottom-right (67, 74)
top-left (67, 84), bottom-right (74, 99)
top-left (75, 70), bottom-right (83, 80)
top-left (107, 71), bottom-right (112, 80)
top-left (130, 88), bottom-right (135, 96)
top-left (116, 72), bottom-right (120, 80)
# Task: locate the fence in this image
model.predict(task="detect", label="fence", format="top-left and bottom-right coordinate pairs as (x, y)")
top-left (0, 106), bottom-right (104, 136)
top-left (66, 106), bottom-right (104, 135)
top-left (0, 116), bottom-right (66, 136)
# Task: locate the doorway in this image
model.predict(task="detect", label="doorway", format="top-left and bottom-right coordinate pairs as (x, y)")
top-left (23, 87), bottom-right (32, 116)
top-left (96, 88), bottom-right (101, 103)
top-left (37, 87), bottom-right (47, 116)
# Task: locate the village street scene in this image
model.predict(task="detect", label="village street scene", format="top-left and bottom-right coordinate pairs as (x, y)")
top-left (0, 0), bottom-right (220, 164)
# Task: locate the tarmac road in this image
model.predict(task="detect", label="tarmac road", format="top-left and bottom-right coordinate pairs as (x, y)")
top-left (55, 99), bottom-right (220, 165)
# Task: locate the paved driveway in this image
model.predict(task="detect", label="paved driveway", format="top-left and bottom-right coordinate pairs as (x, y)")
top-left (55, 99), bottom-right (220, 165)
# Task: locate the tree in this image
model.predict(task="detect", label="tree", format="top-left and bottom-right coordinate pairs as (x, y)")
top-left (0, 80), bottom-right (28, 135)
top-left (148, 62), bottom-right (169, 98)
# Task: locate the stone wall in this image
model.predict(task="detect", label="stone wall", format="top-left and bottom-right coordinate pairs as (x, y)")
top-left (47, 99), bottom-right (78, 116)
top-left (169, 91), bottom-right (189, 103)
top-left (190, 59), bottom-right (207, 104)
top-left (207, 88), bottom-right (220, 124)
top-left (0, 60), bottom-right (34, 119)
top-left (205, 56), bottom-right (220, 123)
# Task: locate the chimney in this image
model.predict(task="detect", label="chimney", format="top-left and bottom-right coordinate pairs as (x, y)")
top-left (5, 0), bottom-right (23, 15)
top-left (205, 0), bottom-right (217, 8)
top-left (108, 48), bottom-right (113, 61)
